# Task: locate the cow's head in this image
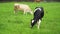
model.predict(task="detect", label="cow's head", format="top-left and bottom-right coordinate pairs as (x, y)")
top-left (31, 19), bottom-right (37, 28)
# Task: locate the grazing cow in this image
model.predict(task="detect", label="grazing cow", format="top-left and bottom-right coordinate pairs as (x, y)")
top-left (14, 3), bottom-right (33, 15)
top-left (31, 7), bottom-right (44, 29)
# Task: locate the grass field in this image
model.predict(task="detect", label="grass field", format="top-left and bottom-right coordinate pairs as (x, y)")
top-left (0, 2), bottom-right (60, 34)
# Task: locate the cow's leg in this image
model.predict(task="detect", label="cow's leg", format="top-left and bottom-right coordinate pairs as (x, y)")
top-left (14, 11), bottom-right (15, 14)
top-left (24, 9), bottom-right (28, 15)
top-left (24, 9), bottom-right (26, 15)
top-left (14, 10), bottom-right (17, 14)
top-left (24, 11), bottom-right (25, 14)
top-left (14, 8), bottom-right (17, 14)
top-left (37, 19), bottom-right (41, 29)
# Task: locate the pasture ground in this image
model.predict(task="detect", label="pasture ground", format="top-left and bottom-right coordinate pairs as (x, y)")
top-left (0, 2), bottom-right (60, 34)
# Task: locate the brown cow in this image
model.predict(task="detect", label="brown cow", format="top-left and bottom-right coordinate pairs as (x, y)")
top-left (14, 3), bottom-right (33, 15)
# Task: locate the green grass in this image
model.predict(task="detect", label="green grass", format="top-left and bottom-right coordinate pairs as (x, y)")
top-left (0, 2), bottom-right (60, 34)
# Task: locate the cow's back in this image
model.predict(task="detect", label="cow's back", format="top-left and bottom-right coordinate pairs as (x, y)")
top-left (34, 8), bottom-right (44, 20)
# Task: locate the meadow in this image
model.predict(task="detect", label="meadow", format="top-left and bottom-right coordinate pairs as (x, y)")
top-left (0, 2), bottom-right (60, 34)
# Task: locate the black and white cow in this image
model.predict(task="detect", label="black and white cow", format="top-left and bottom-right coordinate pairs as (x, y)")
top-left (31, 7), bottom-right (44, 29)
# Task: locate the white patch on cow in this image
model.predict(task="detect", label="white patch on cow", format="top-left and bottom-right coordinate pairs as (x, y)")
top-left (32, 20), bottom-right (34, 23)
top-left (34, 8), bottom-right (41, 12)
top-left (39, 8), bottom-right (41, 11)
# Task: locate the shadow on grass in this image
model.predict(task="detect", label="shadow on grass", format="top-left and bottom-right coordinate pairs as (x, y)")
top-left (0, 23), bottom-right (6, 30)
top-left (8, 20), bottom-right (23, 24)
